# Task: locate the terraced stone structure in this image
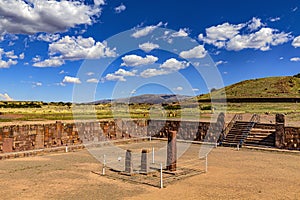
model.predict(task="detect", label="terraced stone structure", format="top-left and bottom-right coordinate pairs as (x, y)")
top-left (0, 113), bottom-right (299, 157)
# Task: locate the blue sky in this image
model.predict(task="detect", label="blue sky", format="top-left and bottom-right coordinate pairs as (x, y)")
top-left (0, 0), bottom-right (300, 102)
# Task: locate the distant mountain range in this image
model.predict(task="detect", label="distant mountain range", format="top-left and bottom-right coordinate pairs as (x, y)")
top-left (91, 75), bottom-right (300, 105)
top-left (93, 94), bottom-right (191, 104)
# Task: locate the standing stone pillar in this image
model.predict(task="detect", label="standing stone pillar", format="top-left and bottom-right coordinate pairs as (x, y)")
top-left (167, 130), bottom-right (177, 171)
top-left (216, 112), bottom-right (225, 143)
top-left (56, 121), bottom-right (62, 139)
top-left (275, 114), bottom-right (285, 148)
top-left (125, 150), bottom-right (133, 174)
top-left (141, 149), bottom-right (149, 173)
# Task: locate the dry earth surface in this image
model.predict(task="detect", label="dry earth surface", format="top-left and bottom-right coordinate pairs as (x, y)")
top-left (0, 145), bottom-right (299, 200)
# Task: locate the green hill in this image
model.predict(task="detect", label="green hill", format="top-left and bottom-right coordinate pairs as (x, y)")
top-left (197, 76), bottom-right (300, 100)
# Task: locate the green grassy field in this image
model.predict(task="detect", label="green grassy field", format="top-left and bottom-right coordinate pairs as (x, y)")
top-left (0, 101), bottom-right (299, 123)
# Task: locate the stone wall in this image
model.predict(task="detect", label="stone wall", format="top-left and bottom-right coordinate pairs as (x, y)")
top-left (1, 116), bottom-right (298, 154)
top-left (0, 122), bottom-right (81, 153)
top-left (0, 119), bottom-right (216, 154)
top-left (282, 127), bottom-right (300, 150)
top-left (147, 120), bottom-right (218, 142)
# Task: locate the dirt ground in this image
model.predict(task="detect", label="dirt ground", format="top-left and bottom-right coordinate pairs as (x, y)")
top-left (0, 145), bottom-right (299, 200)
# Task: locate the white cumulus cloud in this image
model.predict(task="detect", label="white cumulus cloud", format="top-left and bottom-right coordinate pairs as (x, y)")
top-left (104, 69), bottom-right (137, 82)
top-left (87, 78), bottom-right (99, 83)
top-left (226, 27), bottom-right (291, 51)
top-left (171, 28), bottom-right (189, 37)
top-left (199, 18), bottom-right (291, 51)
top-left (0, 0), bottom-right (102, 35)
top-left (115, 3), bottom-right (126, 13)
top-left (179, 45), bottom-right (207, 59)
top-left (140, 68), bottom-right (168, 78)
top-left (63, 76), bottom-right (81, 84)
top-left (0, 48), bottom-right (18, 68)
top-left (160, 58), bottom-right (190, 71)
top-left (139, 42), bottom-right (160, 52)
top-left (270, 17), bottom-right (280, 22)
top-left (200, 22), bottom-right (245, 48)
top-left (49, 35), bottom-right (117, 60)
top-left (37, 34), bottom-right (60, 42)
top-left (174, 86), bottom-right (183, 91)
top-left (215, 60), bottom-right (228, 66)
top-left (248, 17), bottom-right (264, 31)
top-left (131, 22), bottom-right (164, 38)
top-left (121, 55), bottom-right (158, 67)
top-left (290, 57), bottom-right (300, 62)
top-left (33, 56), bottom-right (64, 67)
top-left (140, 58), bottom-right (190, 78)
top-left (292, 36), bottom-right (300, 48)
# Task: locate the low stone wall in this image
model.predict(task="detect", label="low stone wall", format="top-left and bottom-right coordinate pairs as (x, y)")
top-left (0, 119), bottom-right (218, 154)
top-left (147, 120), bottom-right (221, 142)
top-left (0, 122), bottom-right (82, 153)
top-left (283, 127), bottom-right (300, 150)
top-left (1, 114), bottom-right (298, 154)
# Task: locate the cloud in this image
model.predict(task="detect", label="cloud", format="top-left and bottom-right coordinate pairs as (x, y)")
top-left (59, 70), bottom-right (68, 74)
top-left (114, 69), bottom-right (137, 76)
top-left (94, 0), bottom-right (105, 6)
top-left (86, 72), bottom-right (95, 76)
top-left (160, 58), bottom-right (190, 71)
top-left (0, 48), bottom-right (18, 68)
top-left (19, 53), bottom-right (25, 60)
top-left (0, 93), bottom-right (14, 101)
top-left (33, 56), bottom-right (64, 67)
top-left (121, 55), bottom-right (158, 67)
top-left (130, 89), bottom-right (137, 95)
top-left (192, 88), bottom-right (199, 92)
top-left (179, 45), bottom-right (207, 59)
top-left (247, 17), bottom-right (264, 31)
top-left (199, 18), bottom-right (291, 51)
top-left (292, 36), bottom-right (300, 48)
top-left (32, 82), bottom-right (42, 88)
top-left (215, 60), bottom-right (228, 66)
top-left (32, 56), bottom-right (41, 62)
top-left (87, 78), bottom-right (99, 83)
top-left (139, 42), bottom-right (160, 52)
top-left (174, 86), bottom-right (183, 91)
top-left (290, 57), bottom-right (300, 62)
top-left (131, 22), bottom-right (164, 38)
top-left (63, 76), bottom-right (81, 84)
top-left (199, 22), bottom-right (245, 48)
top-left (104, 74), bottom-right (126, 82)
top-left (270, 17), bottom-right (280, 22)
top-left (37, 34), bottom-right (60, 42)
top-left (104, 69), bottom-right (137, 82)
top-left (226, 28), bottom-right (291, 51)
top-left (140, 68), bottom-right (169, 78)
top-left (0, 0), bottom-right (102, 35)
top-left (49, 36), bottom-right (117, 60)
top-left (115, 3), bottom-right (126, 13)
top-left (5, 50), bottom-right (18, 59)
top-left (140, 58), bottom-right (190, 78)
top-left (171, 28), bottom-right (189, 37)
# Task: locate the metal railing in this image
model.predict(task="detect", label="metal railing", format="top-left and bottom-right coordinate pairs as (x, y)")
top-left (221, 114), bottom-right (243, 143)
top-left (240, 114), bottom-right (260, 146)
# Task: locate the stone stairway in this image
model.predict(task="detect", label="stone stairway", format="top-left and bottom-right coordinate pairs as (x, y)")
top-left (222, 121), bottom-right (255, 147)
top-left (244, 128), bottom-right (275, 147)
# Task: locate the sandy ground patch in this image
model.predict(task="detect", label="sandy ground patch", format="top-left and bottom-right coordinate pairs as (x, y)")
top-left (0, 146), bottom-right (299, 200)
